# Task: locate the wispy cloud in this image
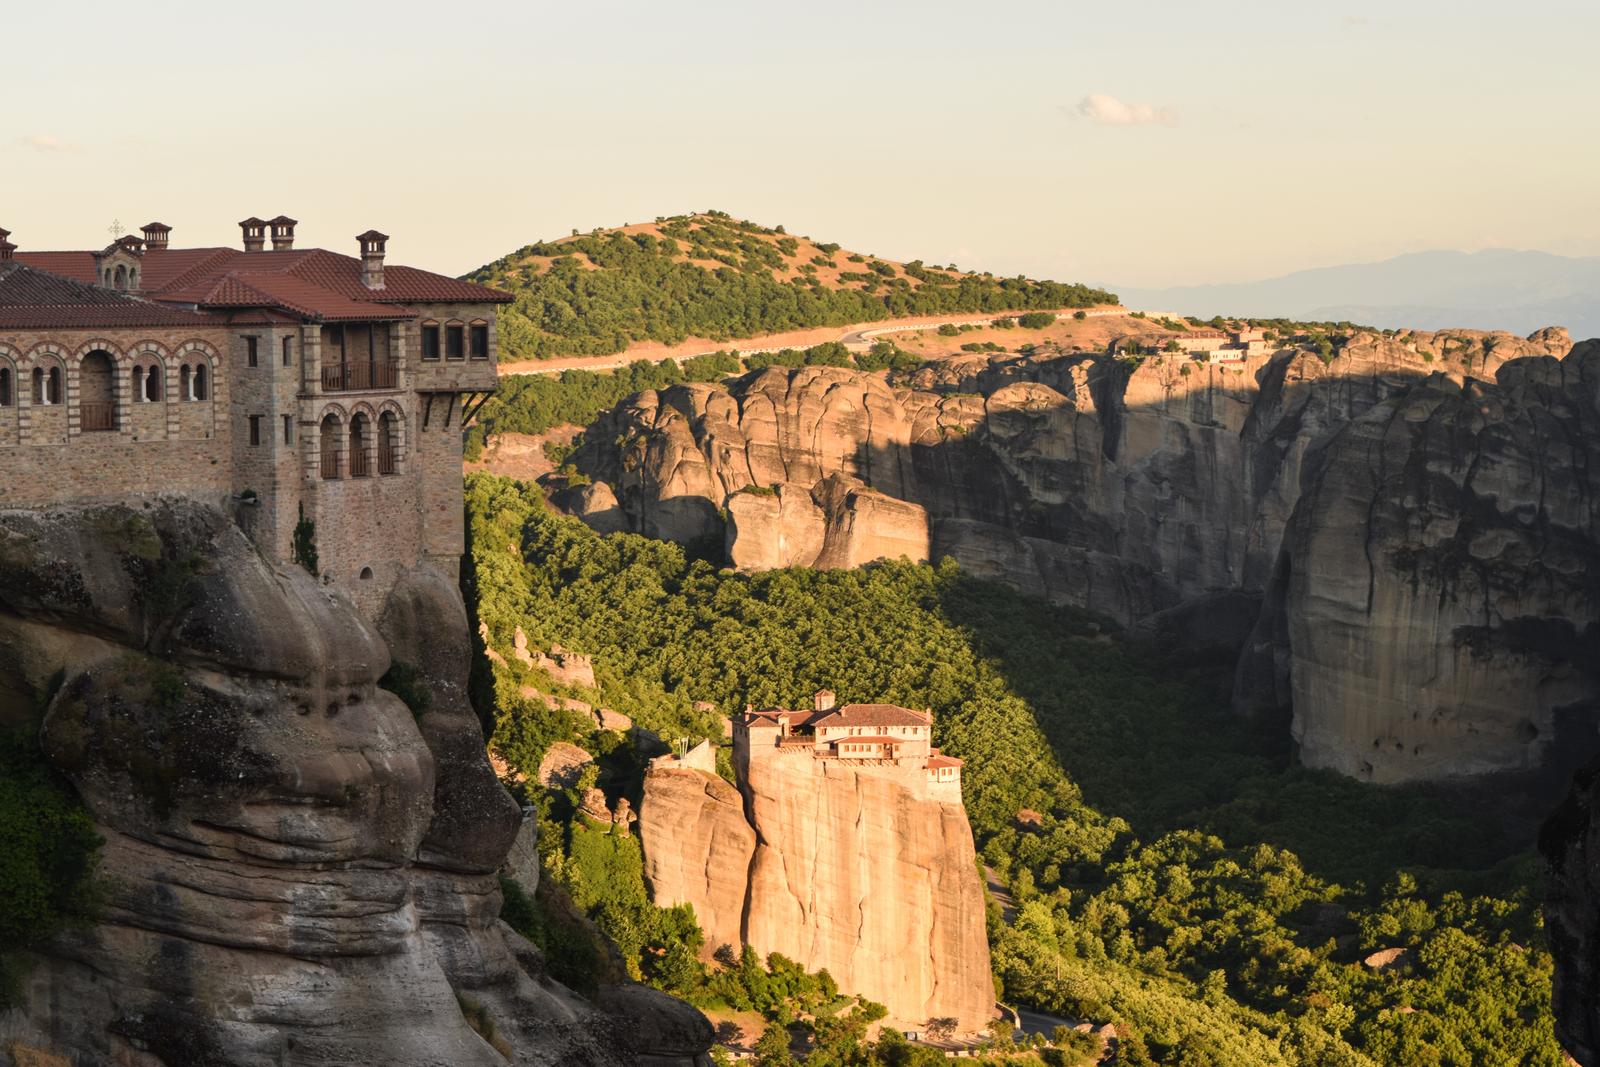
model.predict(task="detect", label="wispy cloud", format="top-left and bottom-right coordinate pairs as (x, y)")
top-left (19, 134), bottom-right (76, 153)
top-left (1070, 93), bottom-right (1177, 128)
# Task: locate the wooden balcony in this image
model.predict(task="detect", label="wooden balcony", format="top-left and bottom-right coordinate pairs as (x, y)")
top-left (80, 402), bottom-right (116, 432)
top-left (322, 362), bottom-right (398, 392)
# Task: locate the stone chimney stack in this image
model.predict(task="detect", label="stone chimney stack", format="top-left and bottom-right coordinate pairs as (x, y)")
top-left (269, 216), bottom-right (298, 251)
top-left (813, 689), bottom-right (837, 712)
top-left (357, 230), bottom-right (389, 290)
top-left (0, 227), bottom-right (13, 261)
top-left (141, 222), bottom-right (171, 250)
top-left (239, 217), bottom-right (267, 252)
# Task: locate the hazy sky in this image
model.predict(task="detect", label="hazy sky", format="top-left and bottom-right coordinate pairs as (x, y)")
top-left (6, 0), bottom-right (1597, 288)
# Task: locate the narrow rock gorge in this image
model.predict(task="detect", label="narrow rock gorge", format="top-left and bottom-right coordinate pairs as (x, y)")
top-left (0, 501), bottom-right (711, 1066)
top-left (636, 743), bottom-right (992, 1031)
top-left (559, 329), bottom-right (1599, 783)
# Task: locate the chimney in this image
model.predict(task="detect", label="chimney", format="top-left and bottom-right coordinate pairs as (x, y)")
top-left (0, 227), bottom-right (12, 261)
top-left (356, 229), bottom-right (389, 290)
top-left (269, 215), bottom-right (298, 251)
top-left (141, 222), bottom-right (171, 250)
top-left (813, 689), bottom-right (836, 712)
top-left (239, 217), bottom-right (267, 252)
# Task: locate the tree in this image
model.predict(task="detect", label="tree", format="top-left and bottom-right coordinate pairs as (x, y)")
top-left (753, 1024), bottom-right (796, 1067)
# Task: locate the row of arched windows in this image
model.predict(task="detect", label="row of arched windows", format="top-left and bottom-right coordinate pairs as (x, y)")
top-left (319, 410), bottom-right (402, 480)
top-left (0, 344), bottom-right (218, 413)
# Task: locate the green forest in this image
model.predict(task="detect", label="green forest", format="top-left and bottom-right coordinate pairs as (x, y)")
top-left (465, 474), bottom-right (1561, 1066)
top-left (466, 213), bottom-right (1117, 361)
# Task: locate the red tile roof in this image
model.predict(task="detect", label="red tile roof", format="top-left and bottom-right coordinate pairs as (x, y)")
top-left (811, 704), bottom-right (932, 729)
top-left (834, 735), bottom-right (901, 746)
top-left (0, 261), bottom-right (219, 329)
top-left (13, 243), bottom-right (509, 324)
top-left (927, 753), bottom-right (964, 770)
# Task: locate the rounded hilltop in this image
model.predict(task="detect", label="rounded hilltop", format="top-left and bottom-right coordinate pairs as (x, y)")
top-left (464, 210), bottom-right (1118, 363)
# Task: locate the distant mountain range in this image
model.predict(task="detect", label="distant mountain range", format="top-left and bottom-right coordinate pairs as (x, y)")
top-left (1114, 249), bottom-right (1600, 340)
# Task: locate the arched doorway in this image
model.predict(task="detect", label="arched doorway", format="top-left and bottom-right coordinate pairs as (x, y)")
top-left (378, 411), bottom-right (399, 474)
top-left (79, 350), bottom-right (116, 431)
top-left (349, 413), bottom-right (372, 477)
top-left (320, 413), bottom-right (342, 479)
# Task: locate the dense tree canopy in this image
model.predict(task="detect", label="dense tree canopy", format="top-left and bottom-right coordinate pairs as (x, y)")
top-left (466, 475), bottom-right (1562, 1065)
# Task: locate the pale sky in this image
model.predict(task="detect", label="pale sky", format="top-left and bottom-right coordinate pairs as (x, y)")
top-left (5, 0), bottom-right (1597, 288)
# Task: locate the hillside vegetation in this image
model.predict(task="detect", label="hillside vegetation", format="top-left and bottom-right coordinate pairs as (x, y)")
top-left (466, 211), bottom-right (1117, 361)
top-left (465, 474), bottom-right (1562, 1067)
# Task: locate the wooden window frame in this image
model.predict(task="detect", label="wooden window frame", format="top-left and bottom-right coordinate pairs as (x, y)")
top-left (420, 323), bottom-right (440, 361)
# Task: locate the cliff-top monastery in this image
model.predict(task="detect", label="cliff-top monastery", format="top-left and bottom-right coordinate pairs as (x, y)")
top-left (733, 689), bottom-right (964, 794)
top-left (0, 219), bottom-right (508, 613)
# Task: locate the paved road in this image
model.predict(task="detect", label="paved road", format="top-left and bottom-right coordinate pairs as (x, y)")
top-left (502, 307), bottom-right (1129, 377)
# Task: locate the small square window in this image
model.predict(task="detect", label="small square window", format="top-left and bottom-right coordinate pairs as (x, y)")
top-left (470, 324), bottom-right (489, 359)
top-left (445, 325), bottom-right (465, 360)
top-left (248, 414), bottom-right (261, 446)
top-left (246, 336), bottom-right (259, 367)
top-left (421, 324), bottom-right (440, 360)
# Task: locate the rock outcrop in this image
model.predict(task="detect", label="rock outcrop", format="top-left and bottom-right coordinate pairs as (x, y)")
top-left (1544, 755), bottom-right (1600, 1065)
top-left (563, 328), bottom-right (1600, 784)
top-left (637, 752), bottom-right (992, 1031)
top-left (1241, 345), bottom-right (1600, 782)
top-left (0, 501), bottom-right (711, 1066)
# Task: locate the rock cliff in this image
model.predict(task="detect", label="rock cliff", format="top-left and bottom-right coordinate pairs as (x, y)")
top-left (561, 328), bottom-right (1599, 784)
top-left (0, 501), bottom-right (711, 1066)
top-left (1543, 755), bottom-right (1600, 1065)
top-left (1240, 344), bottom-right (1600, 782)
top-left (637, 753), bottom-right (992, 1031)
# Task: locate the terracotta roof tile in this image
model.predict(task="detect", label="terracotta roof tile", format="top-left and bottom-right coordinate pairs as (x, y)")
top-left (811, 704), bottom-right (932, 729)
top-left (0, 261), bottom-right (218, 329)
top-left (14, 243), bottom-right (509, 323)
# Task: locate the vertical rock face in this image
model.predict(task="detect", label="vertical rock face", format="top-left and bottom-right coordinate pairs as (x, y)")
top-left (1543, 756), bottom-right (1600, 1066)
top-left (0, 501), bottom-right (711, 1066)
top-left (567, 327), bottom-right (1600, 784)
top-left (637, 753), bottom-right (992, 1031)
top-left (1244, 347), bottom-right (1600, 782)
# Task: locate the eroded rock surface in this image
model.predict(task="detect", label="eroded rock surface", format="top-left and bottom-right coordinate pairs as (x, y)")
top-left (0, 501), bottom-right (710, 1066)
top-left (567, 328), bottom-right (1600, 783)
top-left (637, 754), bottom-right (991, 1031)
top-left (1242, 344), bottom-right (1600, 782)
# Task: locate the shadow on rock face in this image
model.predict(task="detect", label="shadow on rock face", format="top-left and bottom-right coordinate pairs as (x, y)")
top-left (0, 501), bottom-right (712, 1067)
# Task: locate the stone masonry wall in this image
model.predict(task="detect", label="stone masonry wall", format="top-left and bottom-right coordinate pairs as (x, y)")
top-left (0, 326), bottom-right (232, 509)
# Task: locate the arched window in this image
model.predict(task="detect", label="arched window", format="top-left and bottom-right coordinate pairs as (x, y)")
top-left (113, 265), bottom-right (127, 291)
top-left (180, 365), bottom-right (191, 400)
top-left (131, 367), bottom-right (144, 402)
top-left (320, 413), bottom-right (342, 479)
top-left (378, 411), bottom-right (398, 474)
top-left (349, 412), bottom-right (371, 477)
top-left (193, 363), bottom-right (208, 401)
top-left (0, 366), bottom-right (10, 407)
top-left (79, 350), bottom-right (116, 431)
top-left (145, 365), bottom-right (162, 402)
top-left (50, 366), bottom-right (61, 405)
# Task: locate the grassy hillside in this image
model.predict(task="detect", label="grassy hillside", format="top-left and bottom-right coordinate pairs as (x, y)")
top-left (466, 211), bottom-right (1117, 361)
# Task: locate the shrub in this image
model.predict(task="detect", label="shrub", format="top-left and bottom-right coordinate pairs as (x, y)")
top-left (937, 324), bottom-right (961, 337)
top-left (1018, 312), bottom-right (1055, 329)
top-left (0, 727), bottom-right (101, 1007)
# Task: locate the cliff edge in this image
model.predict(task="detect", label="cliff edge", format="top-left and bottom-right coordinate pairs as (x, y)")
top-left (0, 500), bottom-right (711, 1066)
